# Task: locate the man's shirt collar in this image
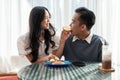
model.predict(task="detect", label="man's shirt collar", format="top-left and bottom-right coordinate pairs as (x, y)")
top-left (72, 32), bottom-right (93, 44)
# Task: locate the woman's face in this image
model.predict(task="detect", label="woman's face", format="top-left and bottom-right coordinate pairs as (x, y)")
top-left (41, 10), bottom-right (50, 29)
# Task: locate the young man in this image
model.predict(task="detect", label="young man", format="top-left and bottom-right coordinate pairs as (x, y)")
top-left (57, 7), bottom-right (107, 62)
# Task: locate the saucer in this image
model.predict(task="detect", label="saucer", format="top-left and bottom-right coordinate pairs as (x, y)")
top-left (98, 63), bottom-right (115, 72)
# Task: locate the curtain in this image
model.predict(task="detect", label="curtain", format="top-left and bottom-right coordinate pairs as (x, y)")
top-left (95, 0), bottom-right (120, 66)
top-left (110, 0), bottom-right (120, 66)
top-left (0, 0), bottom-right (32, 73)
top-left (0, 0), bottom-right (32, 55)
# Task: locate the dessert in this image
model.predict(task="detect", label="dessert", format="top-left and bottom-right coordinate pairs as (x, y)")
top-left (49, 59), bottom-right (56, 63)
top-left (49, 56), bottom-right (64, 65)
top-left (63, 26), bottom-right (71, 32)
top-left (52, 61), bottom-right (64, 65)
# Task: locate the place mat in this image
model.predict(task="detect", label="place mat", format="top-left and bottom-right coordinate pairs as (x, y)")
top-left (98, 63), bottom-right (115, 72)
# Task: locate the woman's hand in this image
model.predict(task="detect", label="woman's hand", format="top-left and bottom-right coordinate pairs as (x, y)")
top-left (47, 54), bottom-right (57, 60)
top-left (26, 54), bottom-right (57, 64)
top-left (37, 54), bottom-right (57, 63)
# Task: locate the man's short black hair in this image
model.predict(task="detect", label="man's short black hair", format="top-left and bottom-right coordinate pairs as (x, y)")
top-left (75, 7), bottom-right (95, 30)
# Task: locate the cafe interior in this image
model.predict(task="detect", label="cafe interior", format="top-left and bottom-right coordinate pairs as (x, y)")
top-left (0, 0), bottom-right (120, 80)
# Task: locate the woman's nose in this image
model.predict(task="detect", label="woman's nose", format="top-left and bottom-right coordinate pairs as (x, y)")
top-left (47, 18), bottom-right (50, 23)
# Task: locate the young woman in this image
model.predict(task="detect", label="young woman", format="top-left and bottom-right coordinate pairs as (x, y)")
top-left (17, 6), bottom-right (60, 64)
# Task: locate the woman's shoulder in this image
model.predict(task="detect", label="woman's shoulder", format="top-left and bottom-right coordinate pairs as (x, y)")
top-left (17, 32), bottom-right (29, 43)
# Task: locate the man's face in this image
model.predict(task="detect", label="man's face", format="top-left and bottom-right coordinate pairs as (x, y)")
top-left (70, 13), bottom-right (83, 37)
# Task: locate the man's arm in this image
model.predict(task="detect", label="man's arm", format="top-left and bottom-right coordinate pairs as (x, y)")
top-left (53, 30), bottom-right (70, 59)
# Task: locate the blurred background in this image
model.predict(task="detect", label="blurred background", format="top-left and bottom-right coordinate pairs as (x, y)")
top-left (0, 0), bottom-right (120, 66)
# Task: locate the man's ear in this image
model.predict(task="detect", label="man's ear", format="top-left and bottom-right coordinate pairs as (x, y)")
top-left (81, 24), bottom-right (86, 31)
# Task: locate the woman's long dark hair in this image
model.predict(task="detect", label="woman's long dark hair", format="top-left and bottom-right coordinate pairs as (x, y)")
top-left (28, 6), bottom-right (56, 62)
